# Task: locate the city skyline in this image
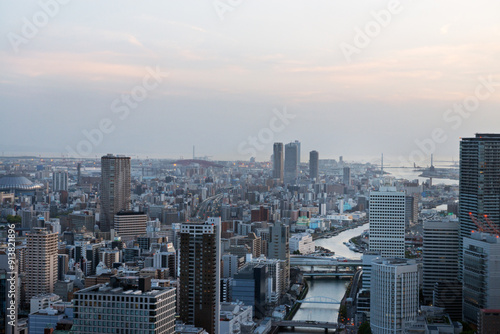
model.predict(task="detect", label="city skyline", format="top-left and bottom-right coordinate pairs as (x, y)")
top-left (2, 1), bottom-right (500, 332)
top-left (1, 1), bottom-right (500, 161)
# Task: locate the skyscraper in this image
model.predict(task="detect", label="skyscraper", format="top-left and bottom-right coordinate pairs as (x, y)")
top-left (370, 258), bottom-right (419, 334)
top-left (369, 187), bottom-right (406, 258)
top-left (52, 170), bottom-right (68, 192)
top-left (459, 134), bottom-right (500, 277)
top-left (294, 140), bottom-right (301, 165)
top-left (25, 228), bottom-right (58, 303)
top-left (273, 143), bottom-right (284, 183)
top-left (179, 218), bottom-right (220, 334)
top-left (100, 154), bottom-right (131, 232)
top-left (343, 166), bottom-right (351, 186)
top-left (309, 150), bottom-right (319, 181)
top-left (268, 221), bottom-right (290, 293)
top-left (284, 142), bottom-right (298, 184)
top-left (422, 219), bottom-right (459, 303)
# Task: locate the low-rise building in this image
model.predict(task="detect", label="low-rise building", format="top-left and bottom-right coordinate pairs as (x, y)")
top-left (219, 302), bottom-right (254, 334)
top-left (289, 233), bottom-right (315, 254)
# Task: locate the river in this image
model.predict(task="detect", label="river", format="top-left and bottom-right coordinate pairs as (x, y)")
top-left (278, 224), bottom-right (368, 333)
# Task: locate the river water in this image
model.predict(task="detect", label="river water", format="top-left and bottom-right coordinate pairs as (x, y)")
top-left (278, 224), bottom-right (368, 333)
top-left (386, 167), bottom-right (459, 186)
top-left (278, 168), bottom-right (457, 332)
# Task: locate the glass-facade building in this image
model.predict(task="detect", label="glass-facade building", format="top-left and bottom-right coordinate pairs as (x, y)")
top-left (459, 134), bottom-right (500, 277)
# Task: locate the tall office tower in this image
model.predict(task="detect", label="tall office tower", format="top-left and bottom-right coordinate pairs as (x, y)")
top-left (232, 263), bottom-right (268, 319)
top-left (113, 210), bottom-right (147, 240)
top-left (463, 232), bottom-right (500, 323)
top-left (422, 220), bottom-right (459, 303)
top-left (25, 228), bottom-right (58, 303)
top-left (459, 134), bottom-right (500, 277)
top-left (52, 171), bottom-right (68, 192)
top-left (369, 187), bottom-right (406, 258)
top-left (370, 258), bottom-right (419, 334)
top-left (309, 150), bottom-right (319, 181)
top-left (343, 166), bottom-right (351, 186)
top-left (76, 163), bottom-right (81, 185)
top-left (100, 154), bottom-right (131, 232)
top-left (73, 278), bottom-right (176, 334)
top-left (294, 140), bottom-right (301, 165)
top-left (284, 142), bottom-right (299, 184)
top-left (268, 221), bottom-right (290, 292)
top-left (433, 280), bottom-right (463, 321)
top-left (20, 207), bottom-right (33, 229)
top-left (179, 218), bottom-right (220, 334)
top-left (404, 196), bottom-right (414, 227)
top-left (57, 254), bottom-right (68, 281)
top-left (273, 143), bottom-right (284, 182)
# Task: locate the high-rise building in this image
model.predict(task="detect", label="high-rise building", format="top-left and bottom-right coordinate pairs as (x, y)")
top-left (232, 263), bottom-right (268, 319)
top-left (370, 258), bottom-right (419, 334)
top-left (284, 142), bottom-right (299, 184)
top-left (361, 251), bottom-right (380, 290)
top-left (268, 221), bottom-right (290, 292)
top-left (272, 143), bottom-right (284, 183)
top-left (250, 257), bottom-right (283, 304)
top-left (369, 187), bottom-right (406, 258)
top-left (25, 228), bottom-right (58, 303)
top-left (343, 167), bottom-right (351, 186)
top-left (113, 210), bottom-right (147, 240)
top-left (294, 140), bottom-right (301, 165)
top-left (459, 134), bottom-right (500, 277)
top-left (76, 163), bottom-right (81, 185)
top-left (52, 170), bottom-right (68, 192)
top-left (179, 218), bottom-right (220, 334)
top-left (433, 280), bottom-right (462, 321)
top-left (72, 278), bottom-right (176, 334)
top-left (309, 150), bottom-right (319, 181)
top-left (422, 219), bottom-right (459, 303)
top-left (463, 232), bottom-right (500, 323)
top-left (57, 254), bottom-right (68, 281)
top-left (100, 154), bottom-right (131, 232)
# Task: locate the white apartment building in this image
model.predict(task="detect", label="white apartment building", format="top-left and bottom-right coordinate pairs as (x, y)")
top-left (371, 258), bottom-right (419, 334)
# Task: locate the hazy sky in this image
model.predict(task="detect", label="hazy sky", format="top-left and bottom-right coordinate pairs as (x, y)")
top-left (1, 0), bottom-right (499, 165)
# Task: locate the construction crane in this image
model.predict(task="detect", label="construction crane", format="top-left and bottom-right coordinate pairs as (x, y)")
top-left (469, 212), bottom-right (488, 233)
top-left (483, 215), bottom-right (500, 235)
top-left (469, 212), bottom-right (500, 235)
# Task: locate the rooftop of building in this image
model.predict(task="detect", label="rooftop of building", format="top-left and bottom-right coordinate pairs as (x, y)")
top-left (373, 258), bottom-right (416, 266)
top-left (461, 133), bottom-right (500, 140)
top-left (115, 210), bottom-right (146, 216)
top-left (77, 283), bottom-right (174, 297)
top-left (469, 231), bottom-right (500, 243)
top-left (220, 302), bottom-right (252, 317)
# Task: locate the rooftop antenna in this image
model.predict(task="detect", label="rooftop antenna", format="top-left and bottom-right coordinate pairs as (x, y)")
top-left (193, 146), bottom-right (195, 160)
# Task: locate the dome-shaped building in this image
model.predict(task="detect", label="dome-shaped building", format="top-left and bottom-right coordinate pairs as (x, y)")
top-left (0, 174), bottom-right (43, 195)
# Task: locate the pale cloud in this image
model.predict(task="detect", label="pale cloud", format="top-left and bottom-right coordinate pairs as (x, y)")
top-left (440, 23), bottom-right (451, 35)
top-left (128, 35), bottom-right (144, 48)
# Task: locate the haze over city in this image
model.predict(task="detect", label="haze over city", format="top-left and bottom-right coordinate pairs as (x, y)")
top-left (2, 0), bottom-right (500, 162)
